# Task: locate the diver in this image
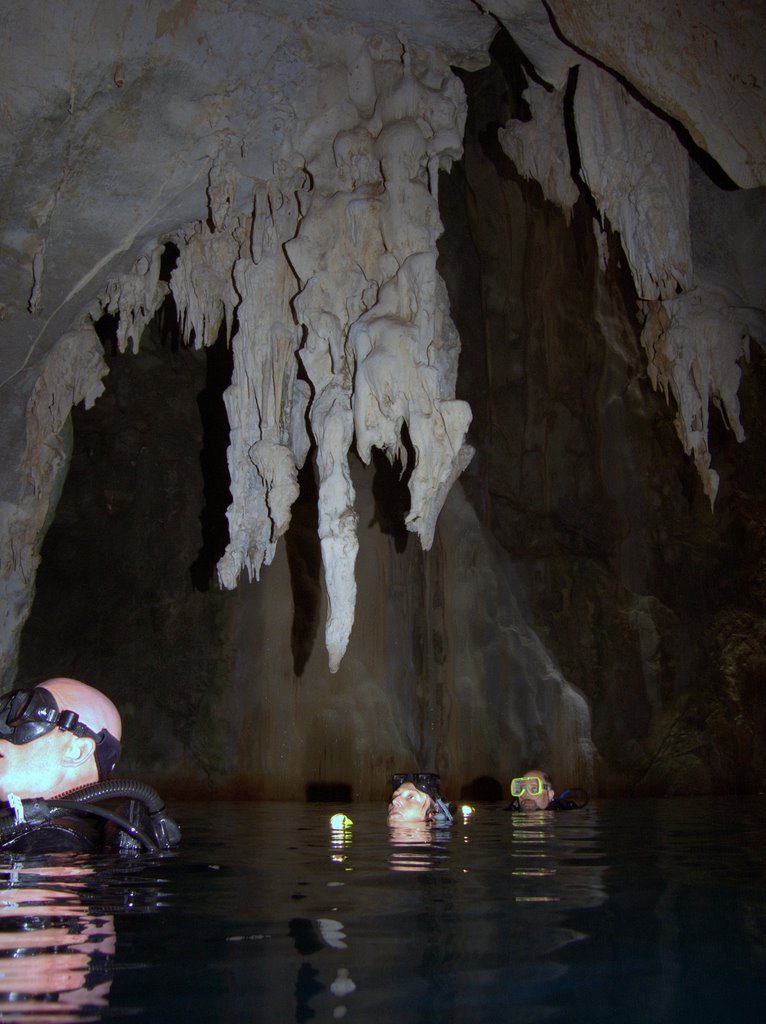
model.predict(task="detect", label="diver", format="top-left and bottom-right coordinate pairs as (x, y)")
top-left (0, 677), bottom-right (180, 854)
top-left (387, 772), bottom-right (455, 826)
top-left (506, 769), bottom-right (589, 812)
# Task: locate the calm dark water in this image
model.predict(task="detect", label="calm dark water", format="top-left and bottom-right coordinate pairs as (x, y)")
top-left (1, 797), bottom-right (764, 1022)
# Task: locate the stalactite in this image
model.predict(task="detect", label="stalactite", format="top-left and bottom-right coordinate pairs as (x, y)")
top-left (569, 64), bottom-right (750, 507)
top-left (640, 289), bottom-right (750, 507)
top-left (281, 41), bottom-right (474, 669)
top-left (574, 62), bottom-right (692, 303)
top-left (216, 178), bottom-right (309, 589)
top-left (169, 221), bottom-right (240, 351)
top-left (498, 77), bottom-right (579, 223)
top-left (97, 42), bottom-right (476, 671)
top-left (0, 322), bottom-right (108, 686)
top-left (103, 248), bottom-right (168, 354)
top-left (496, 31), bottom-right (754, 510)
top-left (76, 9), bottom-right (757, 673)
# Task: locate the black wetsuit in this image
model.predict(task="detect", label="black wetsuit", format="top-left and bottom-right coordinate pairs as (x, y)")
top-left (0, 781), bottom-right (180, 854)
top-left (505, 789), bottom-right (589, 812)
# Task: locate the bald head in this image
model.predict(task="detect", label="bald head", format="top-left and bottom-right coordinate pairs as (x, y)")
top-left (0, 677), bottom-right (122, 800)
top-left (41, 678), bottom-right (122, 742)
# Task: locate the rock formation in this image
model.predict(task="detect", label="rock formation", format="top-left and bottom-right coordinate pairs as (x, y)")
top-left (1, 1), bottom-right (764, 796)
top-left (1, 3), bottom-right (489, 681)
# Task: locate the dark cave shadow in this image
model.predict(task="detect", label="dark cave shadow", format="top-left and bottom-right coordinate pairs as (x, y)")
top-left (460, 775), bottom-right (504, 802)
top-left (304, 781), bottom-right (353, 802)
top-left (368, 429), bottom-right (413, 554)
top-left (285, 458), bottom-right (322, 676)
top-left (190, 323), bottom-right (233, 591)
top-left (133, 239), bottom-right (235, 593)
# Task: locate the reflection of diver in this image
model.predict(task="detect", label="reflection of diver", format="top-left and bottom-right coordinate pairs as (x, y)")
top-left (387, 773), bottom-right (455, 876)
top-left (0, 681), bottom-right (180, 854)
top-left (388, 772), bottom-right (456, 826)
top-left (0, 858), bottom-right (169, 1021)
top-left (506, 771), bottom-right (589, 812)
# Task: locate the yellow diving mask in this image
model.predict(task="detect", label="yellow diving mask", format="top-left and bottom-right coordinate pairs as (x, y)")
top-left (510, 776), bottom-right (551, 798)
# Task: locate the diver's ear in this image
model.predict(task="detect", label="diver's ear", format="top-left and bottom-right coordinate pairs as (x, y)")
top-left (62, 734), bottom-right (96, 768)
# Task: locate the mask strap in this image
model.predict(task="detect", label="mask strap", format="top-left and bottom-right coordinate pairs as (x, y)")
top-left (94, 730), bottom-right (122, 779)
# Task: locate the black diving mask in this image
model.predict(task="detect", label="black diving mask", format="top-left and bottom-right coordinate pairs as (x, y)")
top-left (0, 687), bottom-right (121, 778)
top-left (392, 772), bottom-right (443, 801)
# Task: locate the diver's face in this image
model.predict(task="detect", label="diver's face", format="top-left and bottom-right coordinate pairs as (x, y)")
top-left (387, 783), bottom-right (436, 824)
top-left (518, 773), bottom-right (554, 811)
top-left (0, 731), bottom-right (69, 801)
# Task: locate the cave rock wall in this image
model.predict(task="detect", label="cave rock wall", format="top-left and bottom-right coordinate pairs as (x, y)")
top-left (2, 1), bottom-right (765, 796)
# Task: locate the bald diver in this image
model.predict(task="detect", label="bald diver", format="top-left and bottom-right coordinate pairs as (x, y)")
top-left (0, 678), bottom-right (179, 854)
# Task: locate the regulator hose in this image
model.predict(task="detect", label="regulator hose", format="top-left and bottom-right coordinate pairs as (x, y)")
top-left (0, 778), bottom-right (180, 850)
top-left (54, 778), bottom-right (167, 812)
top-left (51, 800), bottom-right (161, 852)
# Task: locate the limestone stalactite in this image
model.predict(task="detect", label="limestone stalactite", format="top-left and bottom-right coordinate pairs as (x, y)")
top-left (283, 43), bottom-right (475, 669)
top-left (98, 42), bottom-right (475, 672)
top-left (498, 79), bottom-right (579, 223)
top-left (490, 2), bottom-right (761, 509)
top-left (0, 0), bottom-right (762, 791)
top-left (216, 175), bottom-right (309, 591)
top-left (0, 324), bottom-right (108, 685)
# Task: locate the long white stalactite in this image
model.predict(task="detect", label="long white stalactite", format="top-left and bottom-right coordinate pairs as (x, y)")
top-left (283, 40), bottom-right (475, 670)
top-left (103, 38), bottom-right (475, 672)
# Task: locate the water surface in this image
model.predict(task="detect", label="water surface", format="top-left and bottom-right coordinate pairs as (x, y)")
top-left (1, 797), bottom-right (764, 1022)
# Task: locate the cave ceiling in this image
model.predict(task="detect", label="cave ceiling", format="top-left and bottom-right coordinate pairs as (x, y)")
top-left (0, 0), bottom-right (764, 680)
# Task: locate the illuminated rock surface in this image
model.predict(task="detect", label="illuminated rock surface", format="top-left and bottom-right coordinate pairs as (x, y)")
top-left (1, 1), bottom-right (764, 796)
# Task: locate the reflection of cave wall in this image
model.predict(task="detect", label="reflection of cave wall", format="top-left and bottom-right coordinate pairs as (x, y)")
top-left (16, 33), bottom-right (766, 799)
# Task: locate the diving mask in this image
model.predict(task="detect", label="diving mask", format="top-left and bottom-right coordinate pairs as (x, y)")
top-left (0, 687), bottom-right (121, 778)
top-left (510, 776), bottom-right (552, 798)
top-left (392, 772), bottom-right (443, 801)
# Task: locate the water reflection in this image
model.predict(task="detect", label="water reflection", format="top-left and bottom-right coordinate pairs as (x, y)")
top-left (509, 808), bottom-right (607, 910)
top-left (385, 807), bottom-right (606, 1021)
top-left (0, 854), bottom-right (170, 1022)
top-left (0, 860), bottom-right (114, 1021)
top-left (387, 822), bottom-right (451, 873)
top-left (86, 798), bottom-right (764, 1023)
